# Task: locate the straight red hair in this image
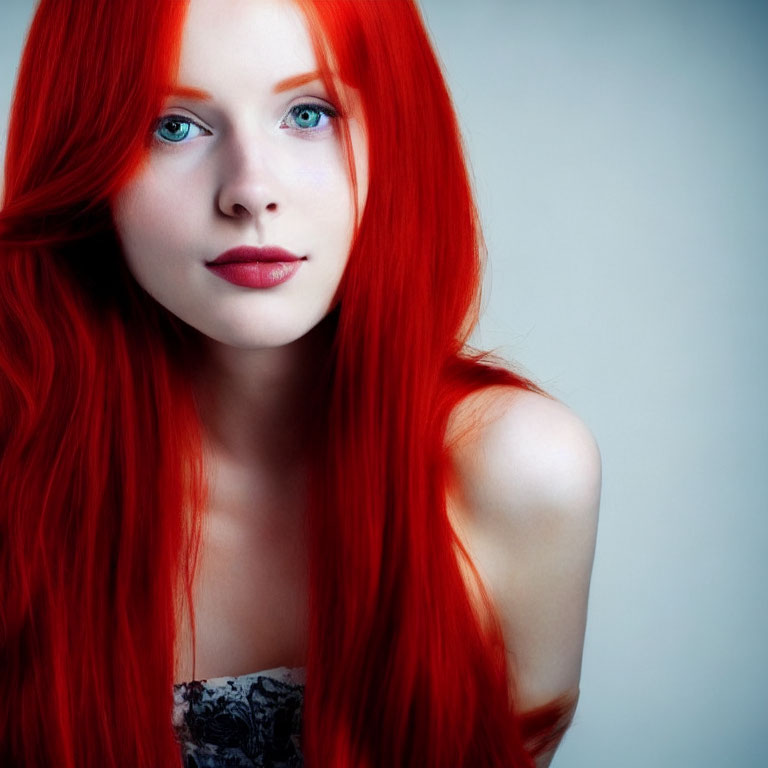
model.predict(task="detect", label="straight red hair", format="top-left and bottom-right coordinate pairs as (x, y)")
top-left (1, 1), bottom-right (572, 766)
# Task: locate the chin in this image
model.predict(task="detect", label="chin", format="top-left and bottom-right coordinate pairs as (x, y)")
top-left (196, 317), bottom-right (329, 352)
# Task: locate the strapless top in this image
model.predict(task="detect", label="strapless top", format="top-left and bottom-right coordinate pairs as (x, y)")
top-left (173, 666), bottom-right (306, 768)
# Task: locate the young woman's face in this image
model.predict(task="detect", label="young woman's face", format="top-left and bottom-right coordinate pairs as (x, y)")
top-left (112, 0), bottom-right (368, 349)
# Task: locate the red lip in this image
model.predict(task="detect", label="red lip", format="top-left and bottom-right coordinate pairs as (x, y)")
top-left (206, 245), bottom-right (305, 289)
top-left (207, 246), bottom-right (303, 265)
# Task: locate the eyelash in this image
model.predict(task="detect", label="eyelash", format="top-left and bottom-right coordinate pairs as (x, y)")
top-left (152, 102), bottom-right (339, 146)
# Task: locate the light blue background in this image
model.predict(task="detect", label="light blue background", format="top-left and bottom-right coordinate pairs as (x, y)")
top-left (2, 1), bottom-right (767, 766)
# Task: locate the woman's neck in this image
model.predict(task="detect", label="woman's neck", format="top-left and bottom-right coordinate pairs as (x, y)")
top-left (192, 320), bottom-right (332, 471)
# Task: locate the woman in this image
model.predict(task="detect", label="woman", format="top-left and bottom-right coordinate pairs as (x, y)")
top-left (0, 0), bottom-right (600, 766)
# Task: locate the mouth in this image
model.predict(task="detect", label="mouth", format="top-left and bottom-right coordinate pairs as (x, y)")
top-left (205, 246), bottom-right (306, 289)
top-left (207, 245), bottom-right (305, 265)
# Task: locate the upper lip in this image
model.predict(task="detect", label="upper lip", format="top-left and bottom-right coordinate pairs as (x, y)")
top-left (207, 246), bottom-right (303, 265)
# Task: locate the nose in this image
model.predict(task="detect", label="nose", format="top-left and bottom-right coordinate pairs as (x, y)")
top-left (216, 133), bottom-right (280, 221)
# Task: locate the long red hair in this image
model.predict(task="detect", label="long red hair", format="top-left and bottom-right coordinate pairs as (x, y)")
top-left (1, 1), bottom-right (571, 766)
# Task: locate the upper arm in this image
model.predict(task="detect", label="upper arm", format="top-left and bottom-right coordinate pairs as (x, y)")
top-left (448, 386), bottom-right (601, 715)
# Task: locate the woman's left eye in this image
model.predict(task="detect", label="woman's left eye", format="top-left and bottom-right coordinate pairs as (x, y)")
top-left (281, 103), bottom-right (338, 132)
top-left (153, 115), bottom-right (207, 144)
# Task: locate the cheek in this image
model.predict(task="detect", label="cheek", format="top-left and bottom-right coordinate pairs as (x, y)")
top-left (294, 158), bottom-right (350, 210)
top-left (113, 178), bottom-right (190, 267)
top-left (292, 134), bottom-right (362, 231)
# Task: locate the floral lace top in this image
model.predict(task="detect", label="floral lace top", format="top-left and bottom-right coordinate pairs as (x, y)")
top-left (172, 666), bottom-right (306, 768)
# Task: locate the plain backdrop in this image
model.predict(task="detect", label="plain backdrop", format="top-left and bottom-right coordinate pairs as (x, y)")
top-left (2, 1), bottom-right (767, 766)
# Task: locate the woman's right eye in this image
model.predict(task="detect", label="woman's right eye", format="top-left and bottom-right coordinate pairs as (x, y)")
top-left (153, 115), bottom-right (208, 145)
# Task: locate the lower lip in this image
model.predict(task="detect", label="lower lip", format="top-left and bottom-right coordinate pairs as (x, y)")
top-left (206, 260), bottom-right (302, 288)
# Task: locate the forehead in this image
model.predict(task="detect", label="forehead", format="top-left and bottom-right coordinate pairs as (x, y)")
top-left (177, 0), bottom-right (318, 92)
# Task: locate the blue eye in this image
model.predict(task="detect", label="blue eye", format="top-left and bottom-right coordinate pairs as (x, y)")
top-left (154, 115), bottom-right (206, 144)
top-left (283, 103), bottom-right (337, 131)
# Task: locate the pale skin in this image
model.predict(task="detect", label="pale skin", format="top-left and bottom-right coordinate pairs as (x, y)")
top-left (112, 1), bottom-right (600, 766)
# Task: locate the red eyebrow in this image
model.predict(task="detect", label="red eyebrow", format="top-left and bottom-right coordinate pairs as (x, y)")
top-left (272, 70), bottom-right (322, 93)
top-left (166, 85), bottom-right (213, 101)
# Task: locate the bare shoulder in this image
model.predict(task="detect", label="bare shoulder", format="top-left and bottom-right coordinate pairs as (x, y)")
top-left (447, 385), bottom-right (601, 712)
top-left (448, 385), bottom-right (601, 528)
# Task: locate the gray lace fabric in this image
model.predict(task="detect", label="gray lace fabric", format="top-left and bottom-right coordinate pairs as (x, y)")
top-left (172, 666), bottom-right (306, 768)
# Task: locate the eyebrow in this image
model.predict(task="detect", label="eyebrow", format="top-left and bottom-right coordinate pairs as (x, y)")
top-left (273, 70), bottom-right (322, 93)
top-left (166, 85), bottom-right (212, 101)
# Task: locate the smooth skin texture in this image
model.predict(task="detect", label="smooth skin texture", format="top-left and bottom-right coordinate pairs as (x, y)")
top-left (112, 1), bottom-right (600, 765)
